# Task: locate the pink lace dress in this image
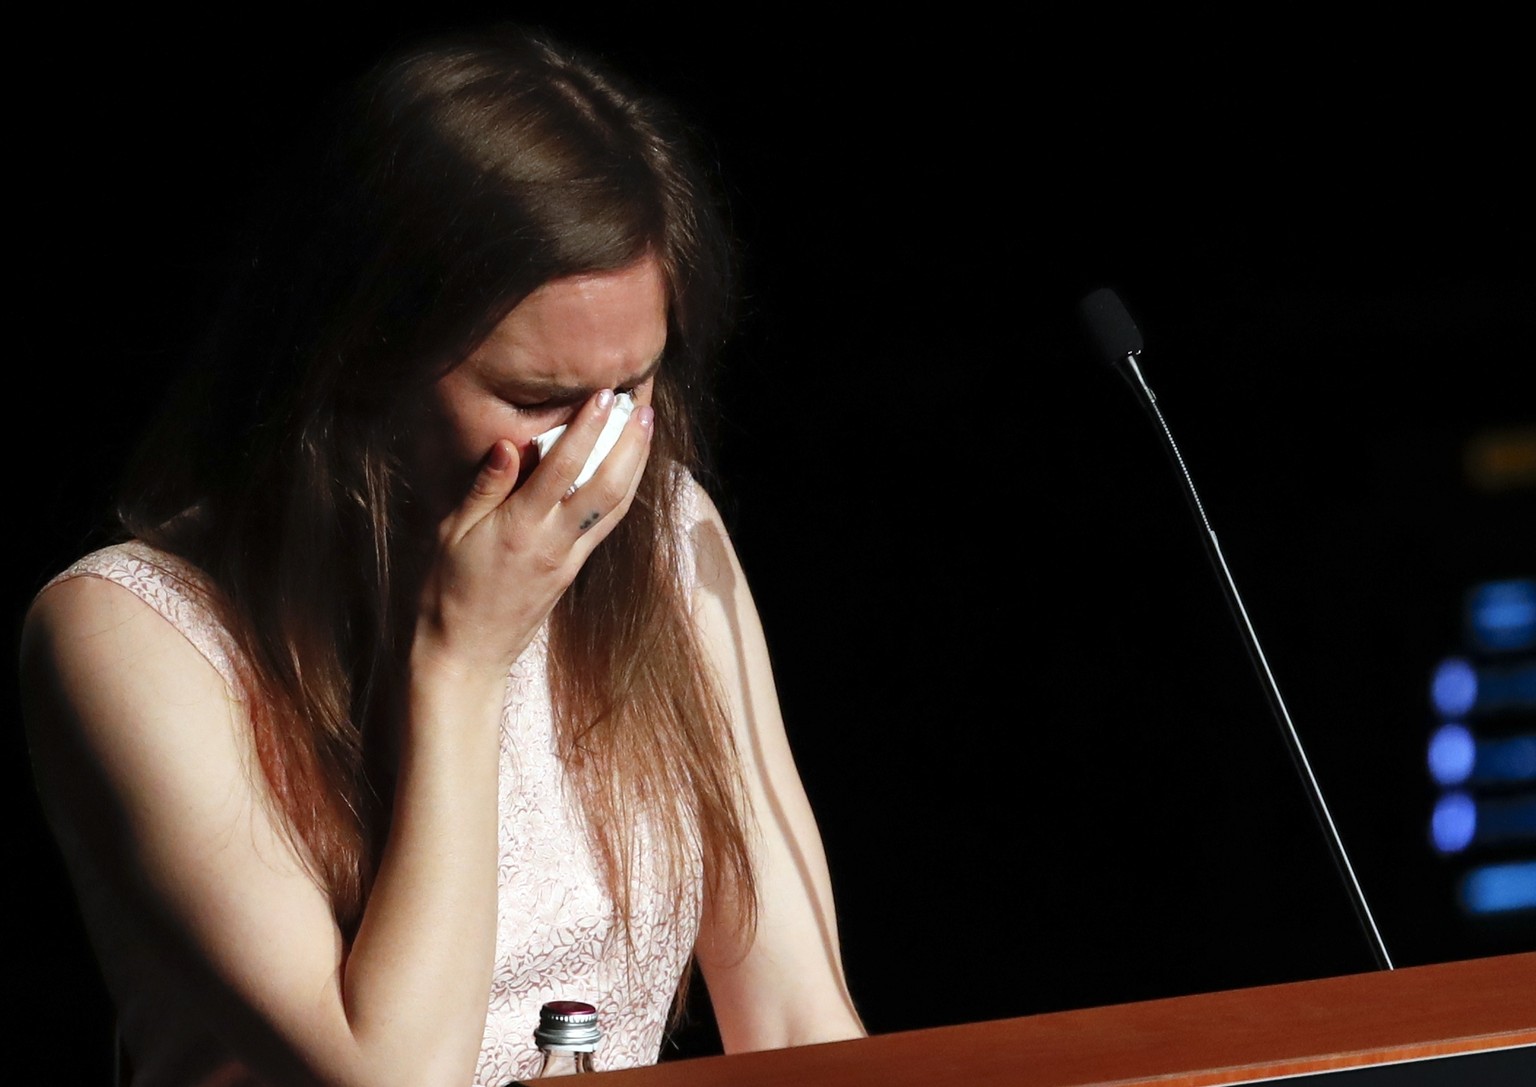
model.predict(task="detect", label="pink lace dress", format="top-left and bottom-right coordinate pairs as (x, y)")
top-left (51, 518), bottom-right (704, 1085)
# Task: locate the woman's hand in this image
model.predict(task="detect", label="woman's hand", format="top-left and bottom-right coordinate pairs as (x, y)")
top-left (411, 388), bottom-right (655, 685)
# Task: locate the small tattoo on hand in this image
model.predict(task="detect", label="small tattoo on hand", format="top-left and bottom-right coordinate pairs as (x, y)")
top-left (578, 510), bottom-right (602, 532)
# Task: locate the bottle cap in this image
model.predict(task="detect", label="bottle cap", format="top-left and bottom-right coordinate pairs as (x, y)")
top-left (535, 1000), bottom-right (601, 1051)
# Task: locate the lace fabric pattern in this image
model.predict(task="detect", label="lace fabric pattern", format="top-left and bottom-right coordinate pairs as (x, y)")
top-left (51, 533), bottom-right (704, 1085)
top-left (481, 624), bottom-right (700, 1084)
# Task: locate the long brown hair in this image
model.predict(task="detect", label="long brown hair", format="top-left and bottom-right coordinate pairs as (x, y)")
top-left (118, 26), bottom-right (755, 953)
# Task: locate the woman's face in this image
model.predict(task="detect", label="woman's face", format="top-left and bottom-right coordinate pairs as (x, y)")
top-left (408, 255), bottom-right (668, 521)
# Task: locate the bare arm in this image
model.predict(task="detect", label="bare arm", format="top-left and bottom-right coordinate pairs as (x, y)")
top-left (21, 394), bottom-right (651, 1087)
top-left (687, 485), bottom-right (866, 1052)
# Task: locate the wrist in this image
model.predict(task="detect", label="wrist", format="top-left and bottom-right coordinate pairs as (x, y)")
top-left (403, 638), bottom-right (508, 744)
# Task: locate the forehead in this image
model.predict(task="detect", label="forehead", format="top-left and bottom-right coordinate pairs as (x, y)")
top-left (470, 257), bottom-right (669, 385)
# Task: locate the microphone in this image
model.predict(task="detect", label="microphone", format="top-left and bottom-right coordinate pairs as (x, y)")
top-left (1077, 287), bottom-right (1395, 972)
top-left (1078, 287), bottom-right (1144, 366)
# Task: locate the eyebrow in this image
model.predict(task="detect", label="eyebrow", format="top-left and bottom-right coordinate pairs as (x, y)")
top-left (500, 350), bottom-right (667, 402)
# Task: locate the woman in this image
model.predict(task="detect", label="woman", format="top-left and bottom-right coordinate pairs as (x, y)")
top-left (20, 24), bottom-right (864, 1086)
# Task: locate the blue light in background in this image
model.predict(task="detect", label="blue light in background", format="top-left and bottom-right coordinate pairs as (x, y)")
top-left (1431, 658), bottom-right (1478, 717)
top-left (1430, 727), bottom-right (1536, 786)
top-left (1432, 792), bottom-right (1536, 852)
top-left (1468, 579), bottom-right (1536, 652)
top-left (1428, 723), bottom-right (1476, 785)
top-left (1460, 860), bottom-right (1536, 914)
top-left (1430, 658), bottom-right (1536, 716)
top-left (1431, 791), bottom-right (1477, 853)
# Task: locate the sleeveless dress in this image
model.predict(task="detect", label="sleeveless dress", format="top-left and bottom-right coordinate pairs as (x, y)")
top-left (48, 486), bottom-right (706, 1086)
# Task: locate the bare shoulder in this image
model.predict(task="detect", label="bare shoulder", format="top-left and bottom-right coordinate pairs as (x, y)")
top-left (19, 573), bottom-right (275, 882)
top-left (24, 569), bottom-right (220, 672)
top-left (22, 574), bottom-right (241, 771)
top-left (679, 475), bottom-right (739, 597)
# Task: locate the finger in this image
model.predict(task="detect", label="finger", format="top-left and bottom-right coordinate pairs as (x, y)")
top-left (562, 404), bottom-right (654, 536)
top-left (601, 403), bottom-right (654, 503)
top-left (446, 439), bottom-right (520, 540)
top-left (524, 389), bottom-right (620, 503)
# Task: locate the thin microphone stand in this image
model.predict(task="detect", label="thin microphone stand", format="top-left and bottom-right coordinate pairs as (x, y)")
top-left (1111, 339), bottom-right (1395, 973)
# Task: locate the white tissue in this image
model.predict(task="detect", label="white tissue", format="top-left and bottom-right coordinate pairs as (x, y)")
top-left (531, 392), bottom-right (635, 489)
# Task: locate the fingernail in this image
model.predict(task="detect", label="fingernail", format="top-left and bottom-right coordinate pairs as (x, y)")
top-left (487, 441), bottom-right (513, 471)
top-left (636, 405), bottom-right (654, 431)
top-left (596, 388), bottom-right (615, 410)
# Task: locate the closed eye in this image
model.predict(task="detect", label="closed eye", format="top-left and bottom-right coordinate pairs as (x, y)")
top-left (505, 395), bottom-right (578, 415)
top-left (513, 384), bottom-right (640, 414)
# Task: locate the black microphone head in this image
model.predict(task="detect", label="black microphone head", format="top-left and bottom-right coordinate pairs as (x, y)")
top-left (1077, 287), bottom-right (1143, 365)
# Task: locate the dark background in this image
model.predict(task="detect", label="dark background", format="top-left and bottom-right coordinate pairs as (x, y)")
top-left (11, 6), bottom-right (1534, 1078)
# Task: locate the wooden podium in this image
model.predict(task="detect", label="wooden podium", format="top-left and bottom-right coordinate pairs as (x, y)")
top-left (596, 952), bottom-right (1534, 1085)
